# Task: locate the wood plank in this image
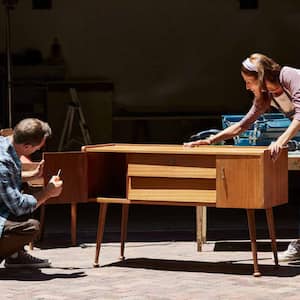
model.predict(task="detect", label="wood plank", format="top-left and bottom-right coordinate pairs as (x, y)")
top-left (93, 197), bottom-right (131, 204)
top-left (130, 177), bottom-right (216, 189)
top-left (127, 153), bottom-right (216, 179)
top-left (84, 143), bottom-right (269, 156)
top-left (128, 164), bottom-right (216, 178)
top-left (128, 177), bottom-right (216, 203)
top-left (92, 197), bottom-right (216, 206)
top-left (130, 200), bottom-right (216, 207)
top-left (129, 189), bottom-right (216, 203)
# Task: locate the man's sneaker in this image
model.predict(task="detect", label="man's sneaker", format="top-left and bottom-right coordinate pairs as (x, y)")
top-left (4, 250), bottom-right (51, 268)
top-left (278, 240), bottom-right (300, 262)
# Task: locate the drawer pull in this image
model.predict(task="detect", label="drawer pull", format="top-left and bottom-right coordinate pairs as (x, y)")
top-left (221, 167), bottom-right (225, 180)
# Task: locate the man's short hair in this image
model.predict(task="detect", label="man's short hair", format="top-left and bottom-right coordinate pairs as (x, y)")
top-left (13, 118), bottom-right (52, 146)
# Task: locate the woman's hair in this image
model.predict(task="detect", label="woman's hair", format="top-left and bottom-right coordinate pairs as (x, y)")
top-left (241, 53), bottom-right (282, 91)
top-left (13, 118), bottom-right (52, 145)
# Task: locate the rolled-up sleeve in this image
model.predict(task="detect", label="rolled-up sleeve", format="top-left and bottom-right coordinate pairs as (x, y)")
top-left (280, 67), bottom-right (300, 121)
top-left (0, 164), bottom-right (37, 216)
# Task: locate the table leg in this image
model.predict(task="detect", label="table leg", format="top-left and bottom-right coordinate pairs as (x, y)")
top-left (196, 206), bottom-right (207, 251)
top-left (265, 208), bottom-right (279, 266)
top-left (246, 209), bottom-right (261, 277)
top-left (94, 203), bottom-right (108, 267)
top-left (71, 203), bottom-right (77, 246)
top-left (120, 204), bottom-right (129, 260)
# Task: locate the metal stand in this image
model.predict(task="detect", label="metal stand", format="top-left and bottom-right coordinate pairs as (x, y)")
top-left (2, 0), bottom-right (18, 128)
top-left (58, 88), bottom-right (91, 151)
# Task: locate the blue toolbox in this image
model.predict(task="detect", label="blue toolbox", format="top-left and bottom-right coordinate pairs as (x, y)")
top-left (222, 113), bottom-right (300, 147)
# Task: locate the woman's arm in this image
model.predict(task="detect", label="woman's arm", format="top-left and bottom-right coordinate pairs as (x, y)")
top-left (184, 101), bottom-right (266, 147)
top-left (184, 121), bottom-right (245, 147)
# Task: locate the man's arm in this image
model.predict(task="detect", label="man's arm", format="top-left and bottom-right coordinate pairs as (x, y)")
top-left (33, 175), bottom-right (63, 208)
top-left (0, 162), bottom-right (62, 215)
top-left (0, 169), bottom-right (37, 216)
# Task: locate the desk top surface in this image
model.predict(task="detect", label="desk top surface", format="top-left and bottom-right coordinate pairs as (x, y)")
top-left (82, 143), bottom-right (277, 156)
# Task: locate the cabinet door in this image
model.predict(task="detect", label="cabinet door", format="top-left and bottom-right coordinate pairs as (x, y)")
top-left (43, 152), bottom-right (87, 204)
top-left (216, 155), bottom-right (264, 208)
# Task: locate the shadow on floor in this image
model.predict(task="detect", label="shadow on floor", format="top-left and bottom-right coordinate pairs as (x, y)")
top-left (0, 268), bottom-right (87, 281)
top-left (214, 240), bottom-right (291, 252)
top-left (103, 257), bottom-right (300, 277)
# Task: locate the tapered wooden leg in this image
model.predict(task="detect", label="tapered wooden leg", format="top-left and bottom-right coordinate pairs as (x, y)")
top-left (120, 204), bottom-right (129, 260)
top-left (196, 206), bottom-right (207, 251)
top-left (71, 203), bottom-right (77, 246)
top-left (266, 208), bottom-right (279, 267)
top-left (246, 209), bottom-right (261, 277)
top-left (94, 203), bottom-right (108, 267)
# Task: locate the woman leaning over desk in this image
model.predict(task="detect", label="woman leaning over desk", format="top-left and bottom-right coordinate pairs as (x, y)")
top-left (184, 53), bottom-right (300, 262)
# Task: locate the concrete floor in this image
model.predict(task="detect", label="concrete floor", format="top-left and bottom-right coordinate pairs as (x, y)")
top-left (0, 202), bottom-right (300, 299)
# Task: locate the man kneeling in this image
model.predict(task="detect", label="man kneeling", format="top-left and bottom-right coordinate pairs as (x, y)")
top-left (0, 118), bottom-right (63, 268)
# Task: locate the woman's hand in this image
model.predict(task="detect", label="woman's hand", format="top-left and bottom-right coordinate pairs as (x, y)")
top-left (183, 139), bottom-right (212, 148)
top-left (268, 141), bottom-right (284, 161)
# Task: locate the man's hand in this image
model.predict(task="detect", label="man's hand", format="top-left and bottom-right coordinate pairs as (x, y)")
top-left (32, 160), bottom-right (45, 179)
top-left (45, 175), bottom-right (63, 198)
top-left (34, 174), bottom-right (63, 208)
top-left (22, 160), bottom-right (45, 182)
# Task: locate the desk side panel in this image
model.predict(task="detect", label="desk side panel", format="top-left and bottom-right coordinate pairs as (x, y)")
top-left (264, 150), bottom-right (288, 208)
top-left (43, 152), bottom-right (88, 204)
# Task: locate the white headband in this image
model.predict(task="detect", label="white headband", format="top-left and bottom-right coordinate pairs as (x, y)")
top-left (242, 58), bottom-right (258, 72)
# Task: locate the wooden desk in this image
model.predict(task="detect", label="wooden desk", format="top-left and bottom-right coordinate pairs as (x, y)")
top-left (43, 144), bottom-right (288, 276)
top-left (81, 144), bottom-right (287, 276)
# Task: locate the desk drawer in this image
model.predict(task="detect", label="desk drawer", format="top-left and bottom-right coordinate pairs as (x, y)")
top-left (127, 153), bottom-right (216, 179)
top-left (128, 177), bottom-right (216, 203)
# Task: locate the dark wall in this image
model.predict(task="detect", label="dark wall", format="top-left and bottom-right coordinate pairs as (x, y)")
top-left (1, 1), bottom-right (300, 141)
